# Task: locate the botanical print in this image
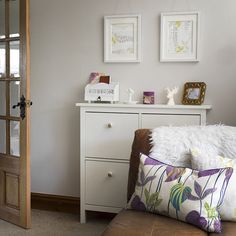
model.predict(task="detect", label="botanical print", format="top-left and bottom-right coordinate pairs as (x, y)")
top-left (128, 154), bottom-right (233, 233)
top-left (167, 20), bottom-right (193, 55)
top-left (111, 23), bottom-right (135, 56)
top-left (191, 148), bottom-right (236, 221)
top-left (104, 15), bottom-right (141, 62)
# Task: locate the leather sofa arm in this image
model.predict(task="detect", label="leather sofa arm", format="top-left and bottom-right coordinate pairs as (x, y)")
top-left (127, 129), bottom-right (152, 201)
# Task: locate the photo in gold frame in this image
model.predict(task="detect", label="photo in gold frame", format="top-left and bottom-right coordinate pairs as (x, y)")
top-left (182, 82), bottom-right (206, 105)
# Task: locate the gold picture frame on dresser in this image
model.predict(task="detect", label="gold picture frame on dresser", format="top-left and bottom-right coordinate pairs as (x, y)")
top-left (182, 82), bottom-right (206, 105)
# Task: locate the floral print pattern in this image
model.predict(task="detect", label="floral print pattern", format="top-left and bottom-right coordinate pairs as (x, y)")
top-left (127, 154), bottom-right (233, 233)
top-left (190, 149), bottom-right (236, 221)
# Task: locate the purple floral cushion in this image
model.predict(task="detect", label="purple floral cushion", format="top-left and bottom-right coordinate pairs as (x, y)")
top-left (127, 153), bottom-right (233, 233)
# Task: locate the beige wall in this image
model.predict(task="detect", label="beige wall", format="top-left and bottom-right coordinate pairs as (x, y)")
top-left (30, 0), bottom-right (236, 197)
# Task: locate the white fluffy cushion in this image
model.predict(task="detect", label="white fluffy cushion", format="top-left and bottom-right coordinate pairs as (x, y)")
top-left (191, 148), bottom-right (236, 221)
top-left (150, 125), bottom-right (236, 167)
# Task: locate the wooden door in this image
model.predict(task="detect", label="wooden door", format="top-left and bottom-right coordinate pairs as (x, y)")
top-left (0, 0), bottom-right (31, 228)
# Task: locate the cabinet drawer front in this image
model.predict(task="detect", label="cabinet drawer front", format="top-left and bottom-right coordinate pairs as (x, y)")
top-left (85, 160), bottom-right (129, 208)
top-left (85, 112), bottom-right (138, 159)
top-left (141, 114), bottom-right (200, 129)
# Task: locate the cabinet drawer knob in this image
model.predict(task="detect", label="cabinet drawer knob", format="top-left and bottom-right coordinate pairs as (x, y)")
top-left (108, 171), bottom-right (113, 177)
top-left (107, 123), bottom-right (113, 128)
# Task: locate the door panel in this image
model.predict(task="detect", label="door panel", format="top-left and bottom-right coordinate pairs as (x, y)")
top-left (6, 173), bottom-right (20, 208)
top-left (141, 114), bottom-right (200, 128)
top-left (86, 160), bottom-right (129, 207)
top-left (0, 0), bottom-right (31, 229)
top-left (85, 112), bottom-right (139, 159)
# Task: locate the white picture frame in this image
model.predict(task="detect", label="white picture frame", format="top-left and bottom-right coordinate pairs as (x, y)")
top-left (104, 15), bottom-right (141, 63)
top-left (160, 12), bottom-right (200, 62)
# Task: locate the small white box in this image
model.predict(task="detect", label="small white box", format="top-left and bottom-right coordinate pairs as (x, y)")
top-left (84, 82), bottom-right (119, 103)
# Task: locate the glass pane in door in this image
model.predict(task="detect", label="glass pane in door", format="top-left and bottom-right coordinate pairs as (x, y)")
top-left (0, 120), bottom-right (6, 154)
top-left (10, 121), bottom-right (20, 157)
top-left (10, 81), bottom-right (20, 117)
top-left (9, 0), bottom-right (20, 38)
top-left (0, 82), bottom-right (6, 116)
top-left (0, 42), bottom-right (6, 77)
top-left (10, 41), bottom-right (20, 77)
top-left (0, 0), bottom-right (5, 39)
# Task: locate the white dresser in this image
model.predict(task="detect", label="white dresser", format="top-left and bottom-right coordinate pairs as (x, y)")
top-left (76, 103), bottom-right (211, 223)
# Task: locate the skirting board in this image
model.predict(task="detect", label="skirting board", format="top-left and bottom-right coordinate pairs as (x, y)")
top-left (31, 193), bottom-right (80, 214)
top-left (31, 193), bottom-right (116, 220)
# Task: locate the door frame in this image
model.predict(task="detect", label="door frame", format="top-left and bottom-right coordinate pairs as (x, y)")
top-left (19, 0), bottom-right (31, 228)
top-left (0, 0), bottom-right (31, 228)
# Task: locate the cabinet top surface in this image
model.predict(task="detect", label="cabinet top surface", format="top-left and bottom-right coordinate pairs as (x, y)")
top-left (75, 103), bottom-right (212, 110)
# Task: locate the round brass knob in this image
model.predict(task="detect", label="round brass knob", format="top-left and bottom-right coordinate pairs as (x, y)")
top-left (108, 171), bottom-right (113, 177)
top-left (107, 123), bottom-right (113, 128)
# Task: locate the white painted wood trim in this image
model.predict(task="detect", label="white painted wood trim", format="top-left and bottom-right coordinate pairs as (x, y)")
top-left (76, 103), bottom-right (211, 110)
top-left (80, 107), bottom-right (86, 223)
top-left (85, 204), bottom-right (122, 213)
top-left (85, 158), bottom-right (129, 164)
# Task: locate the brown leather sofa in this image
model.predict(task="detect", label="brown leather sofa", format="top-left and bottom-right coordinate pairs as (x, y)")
top-left (102, 129), bottom-right (236, 236)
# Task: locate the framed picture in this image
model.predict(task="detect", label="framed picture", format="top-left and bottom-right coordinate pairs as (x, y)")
top-left (182, 82), bottom-right (206, 105)
top-left (160, 12), bottom-right (200, 62)
top-left (104, 15), bottom-right (141, 63)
